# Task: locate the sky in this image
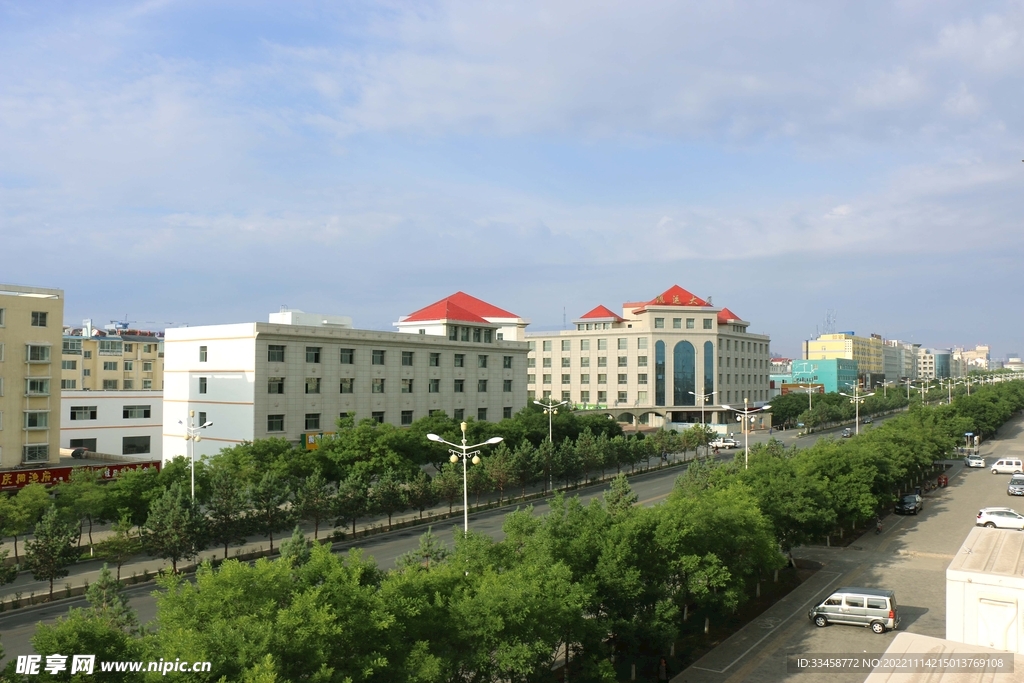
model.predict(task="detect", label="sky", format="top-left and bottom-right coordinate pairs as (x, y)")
top-left (1, 0), bottom-right (1022, 359)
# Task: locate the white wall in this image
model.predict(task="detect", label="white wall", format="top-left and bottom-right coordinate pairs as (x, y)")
top-left (60, 390), bottom-right (163, 459)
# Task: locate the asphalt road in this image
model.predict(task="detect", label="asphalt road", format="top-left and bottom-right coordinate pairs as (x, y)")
top-left (0, 416), bottom-right (893, 664)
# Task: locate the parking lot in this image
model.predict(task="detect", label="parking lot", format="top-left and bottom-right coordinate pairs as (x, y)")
top-left (678, 415), bottom-right (1024, 683)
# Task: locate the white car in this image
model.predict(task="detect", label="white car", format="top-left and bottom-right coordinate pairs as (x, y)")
top-left (964, 455), bottom-right (985, 468)
top-left (709, 438), bottom-right (739, 449)
top-left (976, 507), bottom-right (1024, 530)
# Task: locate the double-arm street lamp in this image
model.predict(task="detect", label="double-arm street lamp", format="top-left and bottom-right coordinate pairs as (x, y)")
top-left (721, 397), bottom-right (771, 469)
top-left (840, 384), bottom-right (875, 435)
top-left (687, 390), bottom-right (717, 427)
top-left (427, 422), bottom-right (503, 534)
top-left (534, 398), bottom-right (569, 492)
top-left (180, 410), bottom-right (213, 500)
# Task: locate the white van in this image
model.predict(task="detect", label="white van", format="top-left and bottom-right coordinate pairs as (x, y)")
top-left (991, 458), bottom-right (1023, 475)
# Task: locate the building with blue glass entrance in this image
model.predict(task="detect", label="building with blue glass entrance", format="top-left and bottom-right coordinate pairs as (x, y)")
top-left (791, 358), bottom-right (858, 393)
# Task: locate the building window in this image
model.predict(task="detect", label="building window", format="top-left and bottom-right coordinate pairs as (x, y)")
top-left (99, 340), bottom-right (122, 355)
top-left (269, 377), bottom-right (285, 394)
top-left (503, 407), bottom-right (513, 419)
top-left (63, 339), bottom-right (82, 355)
top-left (123, 405), bottom-right (151, 419)
top-left (478, 379), bottom-right (488, 392)
top-left (402, 379), bottom-right (414, 393)
top-left (580, 374), bottom-right (590, 384)
top-left (340, 378), bottom-right (354, 394)
top-left (199, 346), bottom-right (208, 362)
top-left (617, 338), bottom-right (628, 350)
top-left (123, 343), bottom-right (134, 353)
top-left (597, 357), bottom-right (607, 367)
top-left (117, 435), bottom-right (150, 455)
top-left (580, 339), bottom-right (591, 351)
top-left (527, 357), bottom-right (536, 368)
top-left (61, 379), bottom-right (77, 389)
top-left (143, 344), bottom-right (153, 353)
top-left (654, 318), bottom-right (665, 329)
top-left (503, 355), bottom-right (513, 369)
top-left (306, 347), bottom-right (322, 363)
top-left (401, 410), bottom-right (414, 426)
top-left (561, 374), bottom-right (570, 384)
top-left (123, 380), bottom-right (134, 390)
top-left (703, 318), bottom-right (713, 329)
top-left (305, 413), bottom-right (321, 430)
top-left (618, 374), bottom-right (628, 384)
top-left (143, 379), bottom-right (152, 390)
top-left (70, 405), bottom-right (98, 422)
top-left (672, 318), bottom-right (681, 329)
top-left (638, 374), bottom-right (649, 384)
top-left (594, 339), bottom-right (606, 351)
top-left (478, 407), bottom-right (488, 421)
top-left (372, 378), bottom-right (385, 393)
top-left (473, 328), bottom-right (481, 343)
top-left (543, 374), bottom-right (552, 384)
top-left (484, 329), bottom-right (493, 343)
top-left (478, 355), bottom-right (488, 368)
top-left (638, 338), bottom-right (648, 350)
top-left (428, 378), bottom-right (440, 393)
top-left (618, 356), bottom-right (628, 367)
top-left (561, 357), bottom-right (571, 368)
top-left (542, 391), bottom-right (551, 399)
top-left (103, 380), bottom-right (118, 390)
top-left (561, 340), bottom-right (571, 351)
top-left (542, 358), bottom-right (552, 368)
top-left (124, 360), bottom-right (134, 372)
top-left (305, 377), bottom-right (321, 394)
top-left (26, 378), bottom-right (50, 395)
top-left (402, 351), bottom-right (414, 366)
top-left (597, 374), bottom-right (607, 384)
top-left (542, 341), bottom-right (552, 352)
top-left (618, 391), bottom-right (627, 402)
top-left (579, 391), bottom-right (590, 403)
top-left (453, 408), bottom-right (465, 421)
top-left (371, 411), bottom-right (385, 424)
top-left (449, 326), bottom-right (458, 341)
top-left (454, 354), bottom-right (465, 367)
top-left (369, 349), bottom-right (385, 365)
top-left (430, 352), bottom-right (441, 367)
top-left (454, 379), bottom-right (465, 393)
top-left (637, 390), bottom-right (648, 402)
top-left (561, 391), bottom-right (570, 401)
top-left (199, 377), bottom-right (208, 394)
top-left (31, 311), bottom-right (47, 327)
top-left (27, 345), bottom-right (51, 362)
top-left (637, 356), bottom-right (648, 367)
top-left (340, 348), bottom-right (355, 364)
top-left (267, 414), bottom-right (285, 432)
top-left (498, 378), bottom-right (511, 393)
top-left (103, 361), bottom-right (118, 371)
top-left (83, 350), bottom-right (92, 359)
top-left (143, 361), bottom-right (153, 372)
top-left (24, 411), bottom-right (49, 429)
top-left (23, 444), bottom-right (49, 463)
top-left (598, 390), bottom-right (607, 402)
top-left (461, 328), bottom-right (470, 342)
top-left (268, 345), bottom-right (285, 362)
top-left (580, 357), bottom-right (590, 368)
top-left (0, 308), bottom-right (4, 326)
top-left (527, 374), bottom-right (536, 384)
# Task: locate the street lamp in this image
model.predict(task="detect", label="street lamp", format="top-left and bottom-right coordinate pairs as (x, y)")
top-left (427, 422), bottom-right (503, 534)
top-left (903, 377), bottom-right (913, 400)
top-left (687, 390), bottom-right (717, 426)
top-left (840, 385), bottom-right (875, 435)
top-left (179, 410), bottom-right (213, 500)
top-left (881, 380), bottom-right (894, 398)
top-left (721, 397), bottom-right (771, 469)
top-left (534, 398), bottom-right (568, 492)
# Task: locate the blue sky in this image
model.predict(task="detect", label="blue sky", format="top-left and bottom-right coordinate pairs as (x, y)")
top-left (2, 0), bottom-right (1022, 358)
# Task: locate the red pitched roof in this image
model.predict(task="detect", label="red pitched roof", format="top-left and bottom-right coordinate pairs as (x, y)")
top-left (403, 292), bottom-right (517, 324)
top-left (579, 305), bottom-right (624, 321)
top-left (717, 307), bottom-right (743, 324)
top-left (631, 285), bottom-right (709, 313)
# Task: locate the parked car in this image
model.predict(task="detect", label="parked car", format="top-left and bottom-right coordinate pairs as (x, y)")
top-left (863, 417), bottom-right (873, 424)
top-left (1008, 475), bottom-right (1024, 497)
top-left (808, 587), bottom-right (899, 634)
top-left (841, 428), bottom-right (853, 438)
top-left (976, 507), bottom-right (1024, 530)
top-left (991, 458), bottom-right (1024, 475)
top-left (894, 494), bottom-right (923, 515)
top-left (964, 455), bottom-right (985, 468)
top-left (709, 438), bottom-right (739, 449)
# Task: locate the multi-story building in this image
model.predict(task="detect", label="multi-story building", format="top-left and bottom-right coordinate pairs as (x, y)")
top-left (918, 348), bottom-right (954, 380)
top-left (791, 358), bottom-right (859, 394)
top-left (0, 284), bottom-right (64, 468)
top-left (60, 320), bottom-right (164, 392)
top-left (802, 331), bottom-right (885, 377)
top-left (953, 345), bottom-right (990, 372)
top-left (161, 296), bottom-right (530, 462)
top-left (61, 390), bottom-right (163, 458)
top-left (525, 285), bottom-right (771, 428)
top-left (884, 339), bottom-right (920, 381)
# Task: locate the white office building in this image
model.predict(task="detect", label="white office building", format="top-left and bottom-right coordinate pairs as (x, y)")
top-left (61, 390), bottom-right (163, 459)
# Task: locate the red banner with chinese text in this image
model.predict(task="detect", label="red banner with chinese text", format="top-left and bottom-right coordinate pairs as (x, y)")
top-left (0, 461), bottom-right (161, 491)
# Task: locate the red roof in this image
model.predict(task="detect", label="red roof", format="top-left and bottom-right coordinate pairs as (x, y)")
top-left (403, 292), bottom-right (517, 324)
top-left (717, 307), bottom-right (743, 324)
top-left (631, 285), bottom-right (709, 312)
top-left (579, 305), bottom-right (624, 321)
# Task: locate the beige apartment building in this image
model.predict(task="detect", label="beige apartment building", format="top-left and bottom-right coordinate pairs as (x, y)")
top-left (0, 284), bottom-right (64, 468)
top-left (802, 332), bottom-right (885, 376)
top-left (525, 285), bottom-right (772, 428)
top-left (61, 320), bottom-right (164, 392)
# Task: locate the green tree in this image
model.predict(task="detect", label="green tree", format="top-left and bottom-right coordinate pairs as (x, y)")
top-left (278, 525), bottom-right (313, 566)
top-left (467, 458), bottom-right (492, 506)
top-left (25, 505), bottom-right (80, 599)
top-left (144, 483), bottom-right (204, 574)
top-left (370, 468), bottom-right (408, 529)
top-left (485, 443), bottom-right (514, 504)
top-left (293, 468), bottom-right (336, 539)
top-left (247, 472), bottom-right (292, 552)
top-left (406, 470), bottom-right (439, 519)
top-left (432, 462), bottom-right (462, 514)
top-left (102, 464), bottom-right (162, 527)
top-left (603, 474), bottom-right (638, 518)
top-left (396, 527), bottom-right (450, 570)
top-left (96, 513), bottom-right (142, 581)
top-left (9, 483), bottom-right (51, 563)
top-left (205, 465), bottom-right (251, 558)
top-left (510, 440), bottom-right (538, 498)
top-left (0, 548), bottom-right (17, 586)
top-left (335, 474), bottom-right (369, 535)
top-left (56, 467), bottom-right (107, 547)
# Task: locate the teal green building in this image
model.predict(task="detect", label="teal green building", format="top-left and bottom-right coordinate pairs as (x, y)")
top-left (791, 358), bottom-right (858, 393)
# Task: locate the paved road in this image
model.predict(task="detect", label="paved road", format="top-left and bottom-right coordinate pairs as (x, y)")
top-left (678, 413), bottom-right (1024, 683)
top-left (0, 415), bottom-right (896, 665)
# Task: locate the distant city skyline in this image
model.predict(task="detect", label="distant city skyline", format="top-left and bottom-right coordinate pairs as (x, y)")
top-left (3, 2), bottom-right (1021, 360)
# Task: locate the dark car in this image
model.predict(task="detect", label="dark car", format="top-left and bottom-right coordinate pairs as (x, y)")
top-left (894, 494), bottom-right (923, 515)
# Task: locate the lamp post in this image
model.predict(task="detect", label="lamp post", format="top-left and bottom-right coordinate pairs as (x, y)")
top-left (180, 410), bottom-right (213, 500)
top-left (903, 377), bottom-right (913, 400)
top-left (721, 397), bottom-right (771, 469)
top-left (534, 398), bottom-right (569, 492)
top-left (687, 390), bottom-right (717, 427)
top-left (840, 385), bottom-right (875, 435)
top-left (881, 380), bottom-right (894, 398)
top-left (427, 422), bottom-right (503, 534)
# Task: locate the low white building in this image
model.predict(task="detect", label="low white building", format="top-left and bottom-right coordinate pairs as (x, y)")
top-left (60, 390), bottom-right (163, 459)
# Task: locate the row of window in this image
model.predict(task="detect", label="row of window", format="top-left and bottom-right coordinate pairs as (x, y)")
top-left (719, 374), bottom-right (766, 386)
top-left (528, 374), bottom-right (645, 385)
top-left (529, 337), bottom-right (768, 355)
top-left (652, 317), bottom-right (714, 330)
top-left (269, 406), bottom-right (515, 432)
top-left (62, 339), bottom-right (160, 355)
top-left (720, 356), bottom-right (766, 369)
top-left (60, 360), bottom-right (155, 372)
top-left (262, 345), bottom-right (516, 369)
top-left (68, 405), bottom-right (153, 420)
top-left (270, 377), bottom-right (515, 394)
top-left (529, 356), bottom-right (646, 368)
top-left (65, 436), bottom-right (151, 455)
top-left (447, 325), bottom-right (498, 343)
top-left (524, 388), bottom-right (767, 404)
top-left (0, 310), bottom-right (50, 327)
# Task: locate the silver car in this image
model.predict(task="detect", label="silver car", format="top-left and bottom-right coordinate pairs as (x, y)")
top-left (1008, 476), bottom-right (1024, 497)
top-left (976, 507), bottom-right (1024, 530)
top-left (964, 455), bottom-right (985, 468)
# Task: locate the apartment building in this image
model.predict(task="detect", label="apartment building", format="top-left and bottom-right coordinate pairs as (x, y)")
top-left (0, 284), bottom-right (64, 468)
top-left (918, 348), bottom-right (953, 380)
top-left (61, 390), bottom-right (163, 458)
top-left (162, 298), bottom-right (530, 462)
top-left (525, 285), bottom-right (771, 427)
top-left (802, 331), bottom-right (885, 377)
top-left (60, 320), bottom-right (164, 392)
top-left (954, 345), bottom-right (990, 371)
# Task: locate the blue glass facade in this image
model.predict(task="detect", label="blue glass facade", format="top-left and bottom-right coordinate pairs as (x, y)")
top-left (655, 340), bottom-right (666, 406)
top-left (673, 341), bottom-right (696, 405)
top-left (704, 341), bottom-right (714, 399)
